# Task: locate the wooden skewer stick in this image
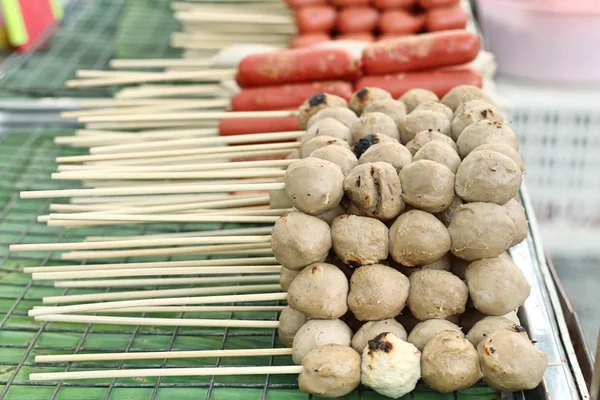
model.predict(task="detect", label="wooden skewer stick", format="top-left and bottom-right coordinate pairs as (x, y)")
top-left (77, 99), bottom-right (224, 108)
top-left (20, 182), bottom-right (285, 199)
top-left (33, 314), bottom-right (280, 328)
top-left (30, 265), bottom-right (281, 280)
top-left (84, 226), bottom-right (274, 241)
top-left (115, 84), bottom-right (229, 99)
top-left (53, 169), bottom-right (286, 181)
top-left (74, 305), bottom-right (285, 313)
top-left (77, 109), bottom-right (297, 123)
top-left (66, 69), bottom-right (237, 88)
top-left (36, 347), bottom-right (292, 363)
top-left (53, 274), bottom-right (280, 288)
top-left (42, 284), bottom-right (282, 304)
top-left (85, 121), bottom-right (217, 131)
top-left (28, 292), bottom-right (288, 316)
top-left (175, 11), bottom-right (292, 25)
top-left (110, 58), bottom-right (216, 69)
top-left (58, 243), bottom-right (273, 260)
top-left (69, 192), bottom-right (256, 205)
top-left (30, 365), bottom-right (302, 381)
top-left (11, 235), bottom-right (272, 252)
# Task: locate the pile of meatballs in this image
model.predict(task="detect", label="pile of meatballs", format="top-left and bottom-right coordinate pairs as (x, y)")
top-left (270, 86), bottom-right (548, 399)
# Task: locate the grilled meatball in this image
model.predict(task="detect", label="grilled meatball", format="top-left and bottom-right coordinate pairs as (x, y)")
top-left (351, 319), bottom-right (408, 353)
top-left (407, 319), bottom-right (464, 351)
top-left (298, 92), bottom-right (348, 129)
top-left (331, 215), bottom-right (389, 266)
top-left (292, 319), bottom-right (353, 364)
top-left (350, 87), bottom-right (393, 115)
top-left (408, 270), bottom-right (468, 320)
top-left (399, 88), bottom-right (439, 113)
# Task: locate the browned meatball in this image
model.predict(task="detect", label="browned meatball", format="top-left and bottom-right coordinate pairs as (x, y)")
top-left (466, 316), bottom-right (529, 347)
top-left (399, 88), bottom-right (439, 113)
top-left (309, 144), bottom-right (358, 175)
top-left (298, 92), bottom-right (348, 129)
top-left (456, 120), bottom-right (519, 158)
top-left (349, 87), bottom-right (393, 115)
top-left (363, 99), bottom-right (407, 129)
top-left (307, 106), bottom-right (358, 130)
top-left (303, 118), bottom-right (353, 145)
top-left (352, 112), bottom-right (400, 142)
top-left (408, 270), bottom-right (468, 320)
top-left (331, 215), bottom-right (389, 266)
top-left (399, 111), bottom-right (450, 144)
top-left (405, 129), bottom-right (458, 155)
top-left (358, 141), bottom-right (412, 172)
top-left (442, 85), bottom-right (491, 111)
top-left (451, 100), bottom-right (503, 141)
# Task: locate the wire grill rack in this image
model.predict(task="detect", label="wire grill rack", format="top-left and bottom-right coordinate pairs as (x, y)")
top-left (0, 127), bottom-right (515, 399)
top-left (0, 0), bottom-right (180, 98)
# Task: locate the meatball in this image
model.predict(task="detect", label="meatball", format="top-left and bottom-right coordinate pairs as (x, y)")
top-left (351, 319), bottom-right (408, 353)
top-left (300, 135), bottom-right (350, 159)
top-left (287, 262), bottom-right (349, 319)
top-left (451, 100), bottom-right (503, 141)
top-left (473, 143), bottom-right (524, 171)
top-left (363, 99), bottom-right (407, 129)
top-left (307, 106), bottom-right (358, 130)
top-left (350, 87), bottom-right (393, 115)
top-left (351, 112), bottom-right (400, 142)
top-left (400, 160), bottom-right (455, 213)
top-left (465, 257), bottom-right (531, 316)
top-left (466, 316), bottom-right (529, 347)
top-left (389, 210), bottom-right (450, 266)
top-left (460, 307), bottom-right (520, 333)
top-left (399, 88), bottom-right (439, 113)
top-left (298, 344), bottom-right (361, 398)
top-left (358, 141), bottom-right (412, 172)
top-left (278, 306), bottom-right (308, 347)
top-left (408, 270), bottom-right (468, 320)
top-left (303, 118), bottom-right (353, 145)
top-left (285, 158), bottom-right (345, 215)
top-left (361, 333), bottom-right (421, 399)
top-left (456, 120), bottom-right (519, 158)
top-left (353, 133), bottom-right (398, 158)
top-left (344, 162), bottom-right (404, 220)
top-left (279, 267), bottom-right (300, 291)
top-left (399, 111), bottom-right (451, 144)
top-left (269, 189), bottom-right (292, 209)
top-left (292, 319), bottom-right (353, 364)
top-left (271, 211), bottom-right (331, 270)
top-left (441, 85), bottom-right (491, 111)
top-left (331, 215), bottom-right (389, 266)
top-left (413, 141), bottom-right (461, 173)
top-left (448, 202), bottom-right (516, 261)
top-left (310, 145), bottom-right (358, 175)
top-left (437, 196), bottom-right (463, 227)
top-left (407, 319), bottom-right (464, 351)
top-left (315, 205), bottom-right (346, 225)
top-left (348, 264), bottom-right (410, 321)
top-left (455, 150), bottom-right (523, 205)
top-left (504, 198), bottom-right (528, 246)
top-left (478, 331), bottom-right (547, 392)
top-left (421, 330), bottom-right (481, 392)
top-left (413, 101), bottom-right (453, 120)
top-left (405, 129), bottom-right (458, 155)
top-left (298, 92), bottom-right (348, 129)
top-left (392, 254), bottom-right (451, 276)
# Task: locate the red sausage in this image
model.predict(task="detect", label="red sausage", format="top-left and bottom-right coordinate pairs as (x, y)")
top-left (231, 81), bottom-right (354, 111)
top-left (425, 6), bottom-right (467, 31)
top-left (219, 117), bottom-right (300, 136)
top-left (336, 32), bottom-right (375, 42)
top-left (355, 68), bottom-right (482, 98)
top-left (379, 10), bottom-right (424, 34)
top-left (361, 30), bottom-right (480, 74)
top-left (331, 0), bottom-right (370, 6)
top-left (236, 47), bottom-right (362, 87)
top-left (378, 33), bottom-right (411, 41)
top-left (336, 7), bottom-right (380, 34)
top-left (295, 6), bottom-right (337, 33)
top-left (290, 33), bottom-right (331, 48)
top-left (372, 0), bottom-right (417, 9)
top-left (419, 0), bottom-right (459, 9)
top-left (285, 0), bottom-right (327, 7)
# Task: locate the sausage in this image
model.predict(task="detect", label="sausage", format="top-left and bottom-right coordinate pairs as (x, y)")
top-left (219, 117), bottom-right (300, 136)
top-left (355, 68), bottom-right (482, 98)
top-left (424, 6), bottom-right (467, 32)
top-left (419, 0), bottom-right (459, 9)
top-left (336, 7), bottom-right (380, 34)
top-left (285, 0), bottom-right (328, 7)
top-left (336, 32), bottom-right (375, 42)
top-left (373, 0), bottom-right (417, 9)
top-left (331, 0), bottom-right (370, 6)
top-left (291, 33), bottom-right (331, 48)
top-left (378, 33), bottom-right (411, 41)
top-left (379, 10), bottom-right (424, 34)
top-left (361, 30), bottom-right (480, 74)
top-left (236, 47), bottom-right (362, 87)
top-left (295, 6), bottom-right (337, 33)
top-left (231, 81), bottom-right (354, 111)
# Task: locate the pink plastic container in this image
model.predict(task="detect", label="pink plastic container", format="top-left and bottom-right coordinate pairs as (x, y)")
top-left (476, 0), bottom-right (600, 84)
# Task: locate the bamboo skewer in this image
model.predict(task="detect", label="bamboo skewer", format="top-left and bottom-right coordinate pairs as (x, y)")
top-left (115, 84), bottom-right (230, 99)
top-left (77, 110), bottom-right (297, 123)
top-left (53, 274), bottom-right (280, 288)
top-left (28, 292), bottom-right (288, 316)
top-left (73, 305), bottom-right (285, 313)
top-left (42, 284), bottom-right (282, 304)
top-left (175, 11), bottom-right (292, 25)
top-left (30, 365), bottom-right (303, 381)
top-left (67, 69), bottom-right (237, 88)
top-left (53, 169), bottom-right (286, 181)
top-left (85, 121), bottom-right (217, 131)
top-left (36, 348), bottom-right (292, 363)
top-left (84, 226), bottom-right (273, 241)
top-left (111, 58), bottom-right (217, 69)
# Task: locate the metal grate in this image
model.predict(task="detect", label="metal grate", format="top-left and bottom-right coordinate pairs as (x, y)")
top-left (0, 0), bottom-right (180, 98)
top-left (0, 127), bottom-right (511, 400)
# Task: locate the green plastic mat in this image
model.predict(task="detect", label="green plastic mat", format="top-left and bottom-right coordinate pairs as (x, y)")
top-left (0, 0), bottom-right (179, 98)
top-left (0, 127), bottom-right (509, 399)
